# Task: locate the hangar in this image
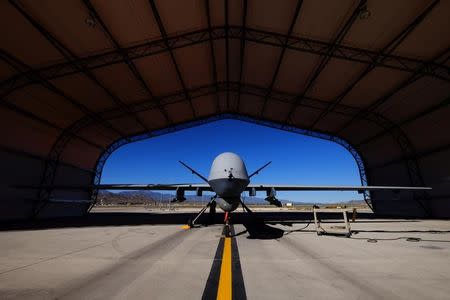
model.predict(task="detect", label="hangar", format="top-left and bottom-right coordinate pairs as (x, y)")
top-left (1, 0), bottom-right (449, 221)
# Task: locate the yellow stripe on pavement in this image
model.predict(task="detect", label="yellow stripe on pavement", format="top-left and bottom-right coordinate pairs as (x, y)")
top-left (217, 237), bottom-right (232, 300)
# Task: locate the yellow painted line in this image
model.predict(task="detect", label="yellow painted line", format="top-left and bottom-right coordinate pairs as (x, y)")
top-left (217, 237), bottom-right (232, 300)
top-left (181, 225), bottom-right (190, 230)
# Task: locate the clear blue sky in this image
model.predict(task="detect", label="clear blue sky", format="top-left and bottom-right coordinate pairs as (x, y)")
top-left (101, 119), bottom-right (363, 203)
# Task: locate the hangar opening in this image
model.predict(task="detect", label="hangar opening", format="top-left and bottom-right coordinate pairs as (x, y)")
top-left (1, 0), bottom-right (449, 222)
top-left (97, 118), bottom-right (369, 208)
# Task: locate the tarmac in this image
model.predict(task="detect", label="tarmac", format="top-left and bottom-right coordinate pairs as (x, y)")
top-left (0, 209), bottom-right (449, 299)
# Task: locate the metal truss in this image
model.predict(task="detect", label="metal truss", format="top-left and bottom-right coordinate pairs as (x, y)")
top-left (89, 113), bottom-right (373, 212)
top-left (235, 0), bottom-right (248, 112)
top-left (260, 0), bottom-right (303, 116)
top-left (38, 82), bottom-right (378, 215)
top-left (284, 0), bottom-right (367, 122)
top-left (321, 54), bottom-right (450, 218)
top-left (0, 100), bottom-right (104, 152)
top-left (0, 49), bottom-right (126, 139)
top-left (324, 53), bottom-right (449, 217)
top-left (309, 0), bottom-right (440, 130)
top-left (360, 112), bottom-right (431, 216)
top-left (9, 0), bottom-right (150, 134)
top-left (358, 95), bottom-right (450, 148)
top-left (336, 47), bottom-right (450, 136)
top-left (204, 0), bottom-right (221, 113)
top-left (371, 142), bottom-right (450, 171)
top-left (33, 114), bottom-right (131, 217)
top-left (225, 0), bottom-right (230, 110)
top-left (81, 0), bottom-right (172, 125)
top-left (87, 81), bottom-right (364, 121)
top-left (149, 0), bottom-right (196, 118)
top-left (2, 26), bottom-right (449, 99)
top-left (2, 2), bottom-right (442, 217)
top-left (88, 131), bottom-right (152, 212)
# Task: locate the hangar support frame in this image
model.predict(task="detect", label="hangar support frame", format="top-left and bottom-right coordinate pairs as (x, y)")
top-left (27, 79), bottom-right (431, 217)
top-left (87, 113), bottom-right (374, 212)
top-left (32, 76), bottom-right (435, 217)
top-left (4, 0), bottom-right (436, 218)
top-left (1, 0), bottom-right (445, 220)
top-left (2, 26), bottom-right (449, 99)
top-left (31, 113), bottom-right (377, 216)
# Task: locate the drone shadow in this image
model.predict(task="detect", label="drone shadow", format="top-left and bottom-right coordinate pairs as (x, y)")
top-left (242, 221), bottom-right (285, 239)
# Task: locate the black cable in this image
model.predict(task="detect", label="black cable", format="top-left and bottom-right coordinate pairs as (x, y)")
top-left (283, 219), bottom-right (312, 235)
top-left (350, 236), bottom-right (450, 243)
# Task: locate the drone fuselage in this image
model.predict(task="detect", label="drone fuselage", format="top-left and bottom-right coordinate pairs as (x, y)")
top-left (207, 152), bottom-right (250, 212)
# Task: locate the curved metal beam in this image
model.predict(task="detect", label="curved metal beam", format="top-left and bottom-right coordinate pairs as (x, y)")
top-left (236, 0), bottom-right (248, 112)
top-left (357, 95), bottom-right (450, 147)
top-left (309, 0), bottom-right (440, 130)
top-left (0, 100), bottom-right (105, 151)
top-left (284, 0), bottom-right (367, 123)
top-left (35, 81), bottom-right (429, 215)
top-left (370, 142), bottom-right (450, 171)
top-left (2, 26), bottom-right (448, 99)
top-left (225, 0), bottom-right (230, 110)
top-left (260, 0), bottom-right (303, 117)
top-left (75, 82), bottom-right (367, 122)
top-left (89, 113), bottom-right (374, 212)
top-left (204, 0), bottom-right (221, 113)
top-left (0, 49), bottom-right (126, 139)
top-left (331, 47), bottom-right (450, 195)
top-left (148, 0), bottom-right (196, 118)
top-left (9, 0), bottom-right (150, 135)
top-left (81, 0), bottom-right (172, 125)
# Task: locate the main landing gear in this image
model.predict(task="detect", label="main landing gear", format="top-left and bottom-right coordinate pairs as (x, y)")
top-left (187, 196), bottom-right (216, 228)
top-left (186, 198), bottom-right (256, 238)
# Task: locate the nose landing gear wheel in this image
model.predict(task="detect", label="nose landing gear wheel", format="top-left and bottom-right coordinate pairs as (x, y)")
top-left (223, 211), bottom-right (231, 237)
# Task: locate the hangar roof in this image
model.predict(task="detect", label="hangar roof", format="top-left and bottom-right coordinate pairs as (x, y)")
top-left (1, 0), bottom-right (449, 190)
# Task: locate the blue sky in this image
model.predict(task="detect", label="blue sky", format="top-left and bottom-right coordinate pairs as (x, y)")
top-left (101, 119), bottom-right (363, 203)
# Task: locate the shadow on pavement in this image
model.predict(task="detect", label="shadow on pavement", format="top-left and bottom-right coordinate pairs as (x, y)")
top-left (0, 211), bottom-right (420, 232)
top-left (242, 222), bottom-right (285, 239)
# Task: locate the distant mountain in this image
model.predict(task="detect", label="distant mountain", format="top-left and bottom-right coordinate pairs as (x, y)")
top-left (96, 190), bottom-right (366, 206)
top-left (344, 199), bottom-right (367, 205)
top-left (97, 190), bottom-right (273, 205)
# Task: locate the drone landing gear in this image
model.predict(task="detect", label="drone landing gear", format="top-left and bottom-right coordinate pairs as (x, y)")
top-left (187, 197), bottom-right (216, 228)
top-left (240, 200), bottom-right (254, 215)
top-left (223, 212), bottom-right (231, 237)
top-left (223, 200), bottom-right (259, 237)
top-left (240, 199), bottom-right (265, 230)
